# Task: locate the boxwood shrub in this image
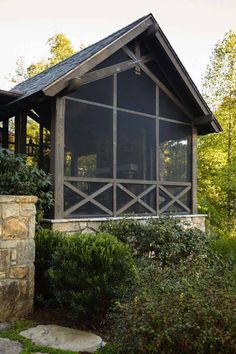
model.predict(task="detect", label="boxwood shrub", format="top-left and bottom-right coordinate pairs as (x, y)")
top-left (46, 232), bottom-right (136, 322)
top-left (99, 218), bottom-right (211, 265)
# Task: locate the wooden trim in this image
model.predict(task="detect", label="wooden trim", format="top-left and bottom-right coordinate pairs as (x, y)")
top-left (192, 126), bottom-right (197, 213)
top-left (64, 182), bottom-right (113, 216)
top-left (116, 184), bottom-right (156, 215)
top-left (159, 185), bottom-right (191, 213)
top-left (78, 54), bottom-right (153, 86)
top-left (155, 30), bottom-right (209, 115)
top-left (51, 98), bottom-right (65, 219)
top-left (43, 17), bottom-right (154, 96)
top-left (123, 46), bottom-right (193, 119)
top-left (159, 116), bottom-right (192, 126)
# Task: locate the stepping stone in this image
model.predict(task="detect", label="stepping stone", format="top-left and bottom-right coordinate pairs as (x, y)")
top-left (20, 324), bottom-right (105, 353)
top-left (0, 322), bottom-right (11, 332)
top-left (0, 338), bottom-right (22, 354)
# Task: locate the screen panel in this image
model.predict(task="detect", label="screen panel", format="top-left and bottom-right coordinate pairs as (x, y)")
top-left (69, 76), bottom-right (113, 105)
top-left (117, 111), bottom-right (156, 180)
top-left (159, 89), bottom-right (190, 122)
top-left (117, 70), bottom-right (156, 114)
top-left (65, 100), bottom-right (113, 178)
top-left (159, 120), bottom-right (192, 182)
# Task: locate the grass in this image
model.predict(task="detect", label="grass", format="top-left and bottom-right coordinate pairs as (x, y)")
top-left (0, 320), bottom-right (78, 354)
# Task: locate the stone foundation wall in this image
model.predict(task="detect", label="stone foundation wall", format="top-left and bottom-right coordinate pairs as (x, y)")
top-left (43, 214), bottom-right (206, 234)
top-left (0, 195), bottom-right (37, 321)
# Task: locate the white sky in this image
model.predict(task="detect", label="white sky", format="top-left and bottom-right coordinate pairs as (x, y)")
top-left (0, 0), bottom-right (235, 91)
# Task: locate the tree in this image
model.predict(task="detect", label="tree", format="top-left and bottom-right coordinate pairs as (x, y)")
top-left (199, 31), bottom-right (236, 235)
top-left (9, 33), bottom-right (82, 83)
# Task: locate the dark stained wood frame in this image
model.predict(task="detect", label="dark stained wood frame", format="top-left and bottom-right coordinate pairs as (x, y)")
top-left (57, 46), bottom-right (196, 218)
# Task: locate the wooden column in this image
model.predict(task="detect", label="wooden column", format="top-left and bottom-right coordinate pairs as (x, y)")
top-left (113, 74), bottom-right (117, 216)
top-left (192, 126), bottom-right (197, 214)
top-left (50, 98), bottom-right (65, 219)
top-left (15, 113), bottom-right (27, 154)
top-left (156, 86), bottom-right (160, 215)
top-left (2, 119), bottom-right (9, 149)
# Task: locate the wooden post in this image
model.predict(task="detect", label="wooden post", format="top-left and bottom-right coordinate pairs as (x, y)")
top-left (192, 126), bottom-right (197, 214)
top-left (113, 74), bottom-right (117, 216)
top-left (38, 122), bottom-right (44, 169)
top-left (50, 98), bottom-right (65, 219)
top-left (15, 113), bottom-right (27, 154)
top-left (156, 86), bottom-right (160, 216)
top-left (2, 119), bottom-right (9, 149)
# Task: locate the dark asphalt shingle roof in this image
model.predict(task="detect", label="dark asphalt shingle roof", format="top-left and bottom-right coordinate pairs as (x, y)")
top-left (12, 14), bottom-right (152, 98)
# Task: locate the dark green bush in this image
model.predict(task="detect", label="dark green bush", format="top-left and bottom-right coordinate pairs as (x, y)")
top-left (104, 257), bottom-right (236, 354)
top-left (99, 218), bottom-right (211, 265)
top-left (35, 228), bottom-right (65, 304)
top-left (48, 232), bottom-right (136, 322)
top-left (0, 149), bottom-right (53, 218)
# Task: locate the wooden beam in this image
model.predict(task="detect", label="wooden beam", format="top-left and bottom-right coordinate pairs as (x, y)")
top-left (43, 17), bottom-right (154, 96)
top-left (155, 30), bottom-right (209, 115)
top-left (123, 46), bottom-right (193, 119)
top-left (113, 74), bottom-right (117, 217)
top-left (15, 113), bottom-right (27, 154)
top-left (156, 85), bottom-right (159, 215)
top-left (50, 98), bottom-right (65, 219)
top-left (192, 126), bottom-right (197, 214)
top-left (2, 119), bottom-right (9, 149)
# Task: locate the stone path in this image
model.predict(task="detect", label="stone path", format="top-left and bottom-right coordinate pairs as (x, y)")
top-left (0, 338), bottom-right (22, 354)
top-left (20, 324), bottom-right (105, 353)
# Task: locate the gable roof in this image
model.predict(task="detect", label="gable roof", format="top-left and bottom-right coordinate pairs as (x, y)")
top-left (12, 14), bottom-right (153, 98)
top-left (3, 13), bottom-right (221, 134)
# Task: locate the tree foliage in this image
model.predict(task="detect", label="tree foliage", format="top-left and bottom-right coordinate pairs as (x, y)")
top-left (9, 33), bottom-right (81, 83)
top-left (199, 31), bottom-right (236, 235)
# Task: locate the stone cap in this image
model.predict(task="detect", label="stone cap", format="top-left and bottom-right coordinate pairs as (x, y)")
top-left (0, 195), bottom-right (38, 204)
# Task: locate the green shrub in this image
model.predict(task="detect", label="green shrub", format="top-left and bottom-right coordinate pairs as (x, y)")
top-left (0, 149), bottom-right (53, 218)
top-left (99, 218), bottom-right (211, 265)
top-left (35, 228), bottom-right (65, 304)
top-left (105, 257), bottom-right (236, 354)
top-left (48, 232), bottom-right (136, 322)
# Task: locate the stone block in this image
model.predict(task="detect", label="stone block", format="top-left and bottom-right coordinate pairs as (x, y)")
top-left (0, 196), bottom-right (16, 203)
top-left (15, 196), bottom-right (38, 204)
top-left (0, 272), bottom-right (6, 279)
top-left (16, 240), bottom-right (35, 264)
top-left (10, 266), bottom-right (28, 279)
top-left (20, 204), bottom-right (36, 217)
top-left (2, 203), bottom-right (19, 219)
top-left (3, 217), bottom-right (28, 240)
top-left (11, 248), bottom-right (17, 261)
top-left (0, 249), bottom-right (9, 269)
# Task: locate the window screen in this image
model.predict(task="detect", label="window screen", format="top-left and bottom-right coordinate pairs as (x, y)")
top-left (159, 89), bottom-right (190, 122)
top-left (65, 100), bottom-right (113, 178)
top-left (117, 70), bottom-right (156, 114)
top-left (117, 111), bottom-right (156, 180)
top-left (69, 76), bottom-right (113, 105)
top-left (159, 120), bottom-right (192, 182)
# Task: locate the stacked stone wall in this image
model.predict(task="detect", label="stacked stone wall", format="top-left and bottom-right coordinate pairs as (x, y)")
top-left (0, 196), bottom-right (37, 321)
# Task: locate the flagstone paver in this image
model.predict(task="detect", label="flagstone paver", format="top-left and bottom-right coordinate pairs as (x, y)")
top-left (0, 337), bottom-right (22, 354)
top-left (20, 324), bottom-right (105, 353)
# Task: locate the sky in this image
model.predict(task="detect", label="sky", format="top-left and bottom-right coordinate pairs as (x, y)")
top-left (0, 0), bottom-right (235, 92)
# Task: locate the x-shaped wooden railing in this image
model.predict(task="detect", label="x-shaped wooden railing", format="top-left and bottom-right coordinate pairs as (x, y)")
top-left (116, 183), bottom-right (156, 216)
top-left (64, 181), bottom-right (113, 217)
top-left (159, 185), bottom-right (191, 214)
